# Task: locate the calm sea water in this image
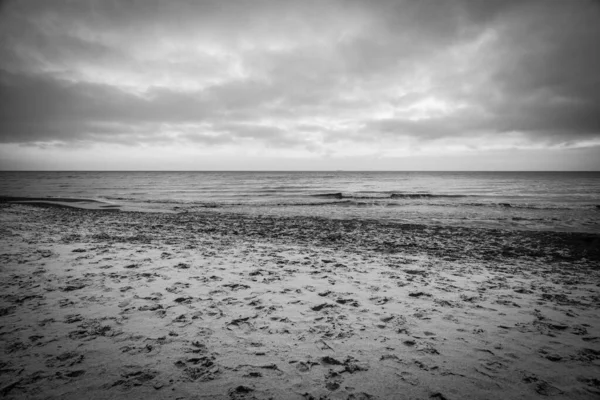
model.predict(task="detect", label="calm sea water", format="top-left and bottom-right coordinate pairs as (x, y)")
top-left (1, 171), bottom-right (599, 232)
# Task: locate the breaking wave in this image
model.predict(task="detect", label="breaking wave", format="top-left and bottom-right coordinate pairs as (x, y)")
top-left (310, 192), bottom-right (470, 200)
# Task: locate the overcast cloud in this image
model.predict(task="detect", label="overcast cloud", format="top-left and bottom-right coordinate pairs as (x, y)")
top-left (1, 0), bottom-right (599, 170)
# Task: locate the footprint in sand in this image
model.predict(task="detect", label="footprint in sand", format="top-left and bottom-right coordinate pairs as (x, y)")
top-left (174, 355), bottom-right (221, 382)
top-left (107, 368), bottom-right (159, 390)
top-left (324, 369), bottom-right (344, 391)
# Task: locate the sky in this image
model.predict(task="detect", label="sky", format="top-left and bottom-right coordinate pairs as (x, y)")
top-left (1, 0), bottom-right (599, 171)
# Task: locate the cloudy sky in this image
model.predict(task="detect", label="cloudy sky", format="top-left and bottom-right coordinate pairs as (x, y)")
top-left (1, 0), bottom-right (599, 170)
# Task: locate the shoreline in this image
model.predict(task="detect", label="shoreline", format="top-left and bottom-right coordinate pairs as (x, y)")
top-left (2, 195), bottom-right (599, 235)
top-left (0, 197), bottom-right (175, 213)
top-left (5, 201), bottom-right (597, 262)
top-left (0, 203), bottom-right (599, 399)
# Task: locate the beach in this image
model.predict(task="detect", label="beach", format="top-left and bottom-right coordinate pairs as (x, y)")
top-left (0, 202), bottom-right (599, 399)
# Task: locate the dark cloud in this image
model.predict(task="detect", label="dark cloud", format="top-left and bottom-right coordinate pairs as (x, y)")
top-left (0, 0), bottom-right (598, 164)
top-left (0, 68), bottom-right (313, 148)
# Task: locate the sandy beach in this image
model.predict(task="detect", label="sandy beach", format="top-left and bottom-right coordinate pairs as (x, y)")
top-left (1, 202), bottom-right (599, 399)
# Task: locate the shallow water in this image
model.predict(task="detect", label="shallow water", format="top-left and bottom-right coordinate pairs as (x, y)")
top-left (1, 171), bottom-right (599, 232)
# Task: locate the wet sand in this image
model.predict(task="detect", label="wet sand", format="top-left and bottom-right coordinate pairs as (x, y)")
top-left (0, 203), bottom-right (599, 399)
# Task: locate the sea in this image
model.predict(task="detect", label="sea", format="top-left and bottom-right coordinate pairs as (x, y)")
top-left (1, 171), bottom-right (599, 233)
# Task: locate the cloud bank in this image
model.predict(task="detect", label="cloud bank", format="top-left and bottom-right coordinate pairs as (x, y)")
top-left (1, 0), bottom-right (599, 170)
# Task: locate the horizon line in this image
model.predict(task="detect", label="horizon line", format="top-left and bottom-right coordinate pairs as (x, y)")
top-left (1, 170), bottom-right (600, 173)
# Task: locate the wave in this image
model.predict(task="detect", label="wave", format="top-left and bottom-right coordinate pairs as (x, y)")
top-left (0, 196), bottom-right (104, 203)
top-left (100, 196), bottom-right (137, 201)
top-left (310, 192), bottom-right (469, 200)
top-left (96, 194), bottom-right (598, 212)
top-left (311, 193), bottom-right (345, 199)
top-left (390, 193), bottom-right (467, 199)
top-left (270, 200), bottom-right (356, 206)
top-left (272, 199), bottom-right (595, 211)
top-left (461, 202), bottom-right (596, 211)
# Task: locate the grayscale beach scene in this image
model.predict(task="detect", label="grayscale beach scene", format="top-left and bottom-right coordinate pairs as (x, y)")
top-left (1, 1), bottom-right (599, 400)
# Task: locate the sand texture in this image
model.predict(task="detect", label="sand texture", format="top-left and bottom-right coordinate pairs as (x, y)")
top-left (0, 203), bottom-right (599, 399)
